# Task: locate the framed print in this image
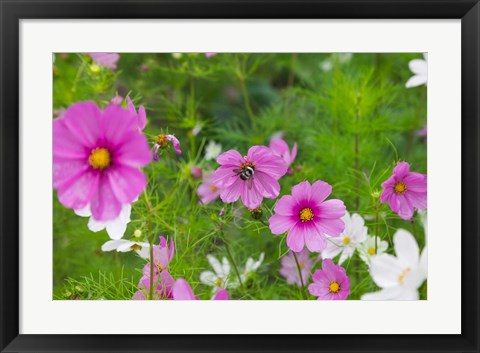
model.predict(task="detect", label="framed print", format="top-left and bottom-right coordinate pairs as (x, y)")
top-left (1, 0), bottom-right (479, 352)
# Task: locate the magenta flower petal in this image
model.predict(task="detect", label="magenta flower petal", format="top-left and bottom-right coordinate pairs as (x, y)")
top-left (291, 181), bottom-right (312, 202)
top-left (251, 171), bottom-right (280, 198)
top-left (90, 175), bottom-right (122, 221)
top-left (213, 145), bottom-right (287, 209)
top-left (220, 178), bottom-right (243, 204)
top-left (173, 279), bottom-right (196, 300)
top-left (317, 217), bottom-right (345, 237)
top-left (127, 96), bottom-right (147, 131)
top-left (268, 179), bottom-right (345, 253)
top-left (273, 195), bottom-right (297, 216)
top-left (57, 170), bottom-right (99, 210)
top-left (269, 138), bottom-right (297, 168)
top-left (216, 149), bottom-right (244, 166)
top-left (102, 105), bottom-right (138, 147)
top-left (240, 180), bottom-right (264, 209)
top-left (310, 180), bottom-right (333, 204)
top-left (269, 214), bottom-right (296, 234)
top-left (107, 165), bottom-right (147, 204)
top-left (166, 135), bottom-right (182, 155)
top-left (60, 102), bottom-right (102, 148)
top-left (269, 138), bottom-right (289, 156)
top-left (318, 199), bottom-right (347, 219)
top-left (114, 132), bottom-right (152, 167)
top-left (304, 225), bottom-right (327, 252)
top-left (286, 223), bottom-right (306, 252)
top-left (212, 289), bottom-right (229, 300)
top-left (53, 158), bottom-right (89, 189)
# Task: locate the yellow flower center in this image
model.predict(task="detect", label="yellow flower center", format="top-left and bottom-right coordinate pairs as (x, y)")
top-left (157, 263), bottom-right (164, 273)
top-left (210, 185), bottom-right (218, 192)
top-left (367, 247), bottom-right (376, 256)
top-left (394, 181), bottom-right (407, 194)
top-left (241, 162), bottom-right (255, 169)
top-left (155, 134), bottom-right (167, 146)
top-left (398, 267), bottom-right (411, 284)
top-left (299, 208), bottom-right (314, 222)
top-left (329, 281), bottom-right (340, 293)
top-left (343, 236), bottom-right (351, 245)
top-left (130, 244), bottom-right (142, 251)
top-left (88, 148), bottom-right (111, 170)
top-left (215, 278), bottom-right (223, 287)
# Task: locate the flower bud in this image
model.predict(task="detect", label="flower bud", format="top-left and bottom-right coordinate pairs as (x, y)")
top-left (190, 166), bottom-right (203, 180)
top-left (249, 207), bottom-right (263, 220)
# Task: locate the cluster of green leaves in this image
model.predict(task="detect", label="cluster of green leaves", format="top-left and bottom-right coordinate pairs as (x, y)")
top-left (53, 52), bottom-right (427, 300)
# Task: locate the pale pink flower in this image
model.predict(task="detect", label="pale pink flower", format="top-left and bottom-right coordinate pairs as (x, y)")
top-left (197, 174), bottom-right (221, 204)
top-left (88, 53), bottom-right (120, 69)
top-left (127, 97), bottom-right (147, 131)
top-left (269, 138), bottom-right (297, 174)
top-left (279, 249), bottom-right (313, 287)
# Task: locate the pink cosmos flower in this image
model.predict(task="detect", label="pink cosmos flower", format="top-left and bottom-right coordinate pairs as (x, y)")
top-left (205, 53), bottom-right (217, 58)
top-left (134, 236), bottom-right (175, 300)
top-left (88, 53), bottom-right (120, 69)
top-left (172, 278), bottom-right (229, 300)
top-left (279, 249), bottom-right (313, 287)
top-left (269, 138), bottom-right (297, 175)
top-left (197, 174), bottom-right (221, 204)
top-left (133, 270), bottom-right (175, 300)
top-left (308, 259), bottom-right (350, 300)
top-left (53, 102), bottom-right (152, 221)
top-left (212, 146), bottom-right (288, 209)
top-left (269, 180), bottom-right (346, 252)
top-left (142, 236), bottom-right (175, 278)
top-left (127, 97), bottom-right (147, 131)
top-left (153, 134), bottom-right (182, 161)
top-left (380, 162), bottom-right (427, 220)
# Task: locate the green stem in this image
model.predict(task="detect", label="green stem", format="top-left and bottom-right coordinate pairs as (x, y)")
top-left (148, 224), bottom-right (154, 300)
top-left (292, 251), bottom-right (307, 299)
top-left (374, 200), bottom-right (379, 254)
top-left (223, 237), bottom-right (243, 288)
top-left (143, 192), bottom-right (155, 300)
top-left (239, 77), bottom-right (255, 128)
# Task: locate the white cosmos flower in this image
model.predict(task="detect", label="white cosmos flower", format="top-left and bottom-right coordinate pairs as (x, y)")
top-left (200, 255), bottom-right (239, 292)
top-left (338, 52), bottom-right (353, 64)
top-left (322, 212), bottom-right (367, 265)
top-left (362, 229), bottom-right (427, 300)
top-left (406, 53), bottom-right (428, 88)
top-left (320, 60), bottom-right (333, 72)
top-left (101, 239), bottom-right (150, 258)
top-left (204, 140), bottom-right (222, 161)
top-left (241, 252), bottom-right (265, 281)
top-left (357, 235), bottom-right (389, 266)
top-left (75, 203), bottom-right (131, 240)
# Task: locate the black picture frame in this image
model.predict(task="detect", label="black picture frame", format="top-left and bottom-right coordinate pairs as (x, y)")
top-left (1, 1), bottom-right (479, 352)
